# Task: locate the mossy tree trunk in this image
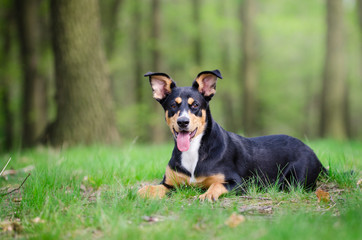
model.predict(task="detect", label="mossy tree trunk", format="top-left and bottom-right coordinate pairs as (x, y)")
top-left (16, 0), bottom-right (47, 148)
top-left (193, 0), bottom-right (202, 67)
top-left (320, 0), bottom-right (348, 140)
top-left (241, 0), bottom-right (258, 136)
top-left (0, 2), bottom-right (15, 150)
top-left (47, 0), bottom-right (120, 146)
top-left (150, 0), bottom-right (167, 143)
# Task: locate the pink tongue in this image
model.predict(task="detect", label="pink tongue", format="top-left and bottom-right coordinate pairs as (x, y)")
top-left (177, 132), bottom-right (190, 152)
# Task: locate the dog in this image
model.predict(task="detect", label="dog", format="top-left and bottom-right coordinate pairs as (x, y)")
top-left (138, 70), bottom-right (326, 201)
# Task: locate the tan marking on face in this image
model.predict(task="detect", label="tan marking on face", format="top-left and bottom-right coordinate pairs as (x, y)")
top-left (199, 183), bottom-right (228, 202)
top-left (187, 98), bottom-right (194, 105)
top-left (165, 110), bottom-right (180, 133)
top-left (165, 165), bottom-right (190, 186)
top-left (175, 97), bottom-right (182, 104)
top-left (189, 109), bottom-right (206, 138)
top-left (138, 184), bottom-right (169, 199)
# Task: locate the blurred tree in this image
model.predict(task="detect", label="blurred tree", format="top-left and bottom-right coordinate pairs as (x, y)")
top-left (46, 0), bottom-right (120, 146)
top-left (358, 0), bottom-right (362, 61)
top-left (100, 0), bottom-right (124, 59)
top-left (0, 1), bottom-right (15, 150)
top-left (150, 0), bottom-right (167, 143)
top-left (320, 0), bottom-right (348, 140)
top-left (15, 0), bottom-right (47, 148)
top-left (132, 0), bottom-right (143, 102)
top-left (100, 0), bottom-right (124, 106)
top-left (358, 0), bottom-right (362, 32)
top-left (241, 0), bottom-right (258, 136)
top-left (193, 0), bottom-right (202, 67)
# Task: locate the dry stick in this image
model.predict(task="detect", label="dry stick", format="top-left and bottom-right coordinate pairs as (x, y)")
top-left (239, 195), bottom-right (272, 200)
top-left (1, 173), bottom-right (31, 196)
top-left (0, 157), bottom-right (12, 176)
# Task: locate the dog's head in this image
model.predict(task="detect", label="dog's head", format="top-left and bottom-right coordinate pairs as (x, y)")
top-left (144, 70), bottom-right (222, 152)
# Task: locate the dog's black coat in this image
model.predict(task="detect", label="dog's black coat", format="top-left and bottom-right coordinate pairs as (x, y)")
top-left (146, 70), bottom-right (326, 193)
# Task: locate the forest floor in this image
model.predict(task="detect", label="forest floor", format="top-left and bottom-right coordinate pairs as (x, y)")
top-left (0, 140), bottom-right (361, 239)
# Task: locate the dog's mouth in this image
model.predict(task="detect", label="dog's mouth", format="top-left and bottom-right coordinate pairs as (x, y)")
top-left (173, 128), bottom-right (198, 152)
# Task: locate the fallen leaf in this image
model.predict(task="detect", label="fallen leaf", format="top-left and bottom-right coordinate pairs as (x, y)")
top-left (315, 188), bottom-right (330, 203)
top-left (142, 216), bottom-right (160, 223)
top-left (225, 213), bottom-right (245, 228)
top-left (0, 220), bottom-right (23, 233)
top-left (80, 184), bottom-right (87, 192)
top-left (357, 179), bottom-right (362, 187)
top-left (1, 165), bottom-right (34, 178)
top-left (32, 217), bottom-right (45, 224)
top-left (12, 197), bottom-right (22, 203)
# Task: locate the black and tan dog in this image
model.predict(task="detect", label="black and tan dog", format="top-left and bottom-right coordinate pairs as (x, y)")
top-left (138, 70), bottom-right (326, 201)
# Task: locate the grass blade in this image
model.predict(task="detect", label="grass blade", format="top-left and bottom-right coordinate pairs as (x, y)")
top-left (0, 157), bottom-right (11, 177)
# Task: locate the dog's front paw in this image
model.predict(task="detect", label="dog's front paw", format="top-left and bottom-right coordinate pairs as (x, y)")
top-left (199, 183), bottom-right (228, 202)
top-left (138, 185), bottom-right (168, 199)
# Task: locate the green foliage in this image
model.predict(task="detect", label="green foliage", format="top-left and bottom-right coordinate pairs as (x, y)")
top-left (0, 0), bottom-right (361, 149)
top-left (0, 140), bottom-right (361, 239)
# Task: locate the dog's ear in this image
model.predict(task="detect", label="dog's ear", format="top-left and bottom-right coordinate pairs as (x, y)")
top-left (144, 72), bottom-right (176, 101)
top-left (192, 70), bottom-right (222, 99)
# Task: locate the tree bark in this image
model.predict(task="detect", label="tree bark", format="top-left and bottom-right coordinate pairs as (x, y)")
top-left (100, 0), bottom-right (124, 59)
top-left (132, 0), bottom-right (143, 103)
top-left (15, 0), bottom-right (47, 148)
top-left (320, 0), bottom-right (348, 139)
top-left (47, 0), bottom-right (120, 146)
top-left (150, 0), bottom-right (167, 143)
top-left (357, 0), bottom-right (362, 32)
top-left (357, 0), bottom-right (362, 79)
top-left (0, 3), bottom-right (15, 150)
top-left (193, 0), bottom-right (202, 67)
top-left (241, 0), bottom-right (258, 136)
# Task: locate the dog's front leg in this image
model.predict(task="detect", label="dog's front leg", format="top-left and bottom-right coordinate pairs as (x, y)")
top-left (138, 184), bottom-right (169, 199)
top-left (199, 183), bottom-right (228, 202)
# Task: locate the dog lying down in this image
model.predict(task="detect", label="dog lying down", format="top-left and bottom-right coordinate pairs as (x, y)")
top-left (138, 70), bottom-right (326, 202)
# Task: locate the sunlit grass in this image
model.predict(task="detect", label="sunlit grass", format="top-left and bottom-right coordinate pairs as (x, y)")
top-left (0, 140), bottom-right (361, 239)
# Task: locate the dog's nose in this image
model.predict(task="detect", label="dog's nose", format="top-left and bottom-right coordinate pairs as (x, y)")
top-left (177, 117), bottom-right (190, 129)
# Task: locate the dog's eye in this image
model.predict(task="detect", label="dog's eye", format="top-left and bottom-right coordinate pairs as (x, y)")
top-left (191, 102), bottom-right (199, 109)
top-left (171, 103), bottom-right (177, 109)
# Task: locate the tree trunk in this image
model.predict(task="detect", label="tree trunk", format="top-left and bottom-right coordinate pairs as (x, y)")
top-left (0, 3), bottom-right (15, 151)
top-left (320, 0), bottom-right (348, 140)
top-left (150, 0), bottom-right (167, 143)
top-left (357, 0), bottom-right (362, 79)
top-left (358, 0), bottom-right (362, 32)
top-left (100, 0), bottom-right (124, 59)
top-left (193, 0), bottom-right (202, 67)
top-left (16, 0), bottom-right (47, 148)
top-left (132, 0), bottom-right (143, 103)
top-left (47, 0), bottom-right (120, 146)
top-left (241, 0), bottom-right (258, 136)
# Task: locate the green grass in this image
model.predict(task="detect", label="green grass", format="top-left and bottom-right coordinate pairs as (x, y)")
top-left (0, 140), bottom-right (361, 239)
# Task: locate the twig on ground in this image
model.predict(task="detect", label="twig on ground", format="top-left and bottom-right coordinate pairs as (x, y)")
top-left (1, 173), bottom-right (31, 196)
top-left (239, 195), bottom-right (272, 201)
top-left (0, 157), bottom-right (12, 177)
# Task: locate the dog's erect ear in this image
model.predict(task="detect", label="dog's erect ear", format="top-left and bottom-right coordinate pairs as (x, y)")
top-left (192, 70), bottom-right (222, 99)
top-left (144, 72), bottom-right (176, 101)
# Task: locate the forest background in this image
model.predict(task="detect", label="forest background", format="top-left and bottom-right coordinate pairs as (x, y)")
top-left (0, 0), bottom-right (361, 151)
